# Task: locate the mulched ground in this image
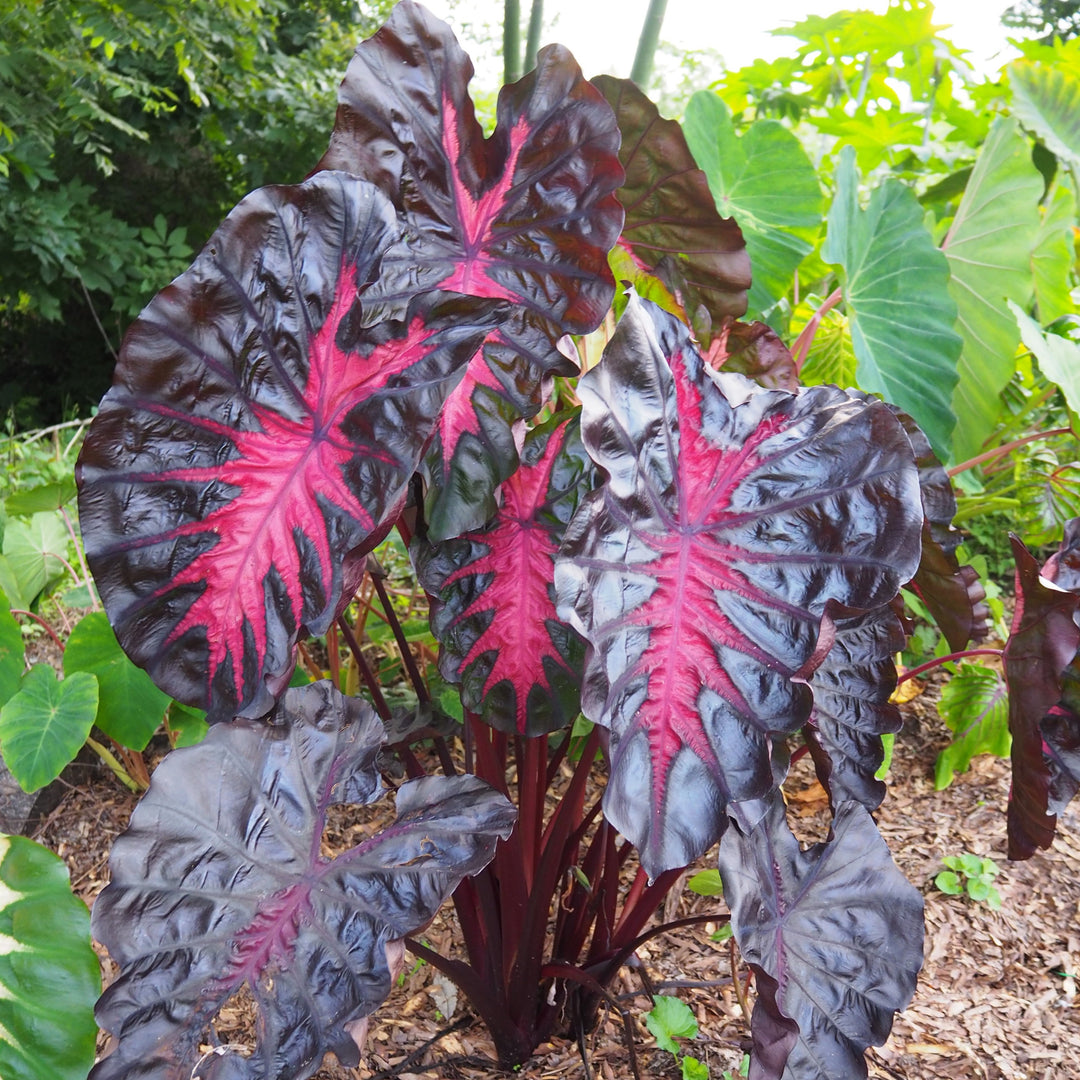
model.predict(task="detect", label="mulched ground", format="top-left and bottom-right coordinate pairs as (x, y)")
top-left (30, 682), bottom-right (1080, 1080)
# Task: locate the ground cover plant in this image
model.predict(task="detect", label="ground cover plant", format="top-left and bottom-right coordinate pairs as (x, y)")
top-left (3, 2), bottom-right (1080, 1079)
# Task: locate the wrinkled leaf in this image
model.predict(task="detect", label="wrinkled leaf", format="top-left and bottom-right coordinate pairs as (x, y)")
top-left (593, 76), bottom-right (750, 329)
top-left (78, 173), bottom-right (495, 723)
top-left (0, 835), bottom-right (100, 1080)
top-left (944, 118), bottom-right (1044, 462)
top-left (797, 308), bottom-right (857, 390)
top-left (418, 415), bottom-right (590, 736)
top-left (934, 663), bottom-right (1010, 789)
top-left (91, 680), bottom-right (515, 1080)
top-left (556, 298), bottom-right (922, 875)
top-left (707, 317), bottom-right (799, 392)
top-left (63, 612), bottom-right (171, 751)
top-left (718, 796), bottom-right (923, 1080)
top-left (823, 147), bottom-right (961, 461)
top-left (0, 666), bottom-right (97, 793)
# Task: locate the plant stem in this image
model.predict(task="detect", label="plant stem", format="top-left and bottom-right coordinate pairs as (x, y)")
top-left (60, 506), bottom-right (101, 610)
top-left (947, 427), bottom-right (1073, 477)
top-left (790, 286), bottom-right (843, 370)
top-left (85, 736), bottom-right (142, 793)
top-left (10, 609), bottom-right (64, 651)
top-left (525, 0), bottom-right (543, 70)
top-left (336, 618), bottom-right (394, 722)
top-left (730, 937), bottom-right (753, 1028)
top-left (369, 562), bottom-right (429, 703)
top-left (896, 648), bottom-right (1003, 685)
top-left (503, 0), bottom-right (522, 84)
top-left (630, 0), bottom-right (667, 87)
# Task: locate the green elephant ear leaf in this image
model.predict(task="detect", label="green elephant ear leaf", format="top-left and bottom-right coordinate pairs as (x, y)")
top-left (934, 663), bottom-right (1011, 790)
top-left (822, 146), bottom-right (962, 461)
top-left (3, 479), bottom-right (78, 517)
top-left (1, 513), bottom-right (69, 609)
top-left (684, 91), bottom-right (822, 318)
top-left (0, 593), bottom-right (23, 709)
top-left (0, 667), bottom-right (97, 792)
top-left (1031, 183), bottom-right (1077, 324)
top-left (944, 116), bottom-right (1045, 463)
top-left (1010, 299), bottom-right (1080, 416)
top-left (63, 612), bottom-right (170, 752)
top-left (0, 834), bottom-right (100, 1080)
top-left (1009, 60), bottom-right (1080, 174)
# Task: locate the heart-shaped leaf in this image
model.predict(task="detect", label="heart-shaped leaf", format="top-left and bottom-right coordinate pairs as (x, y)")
top-left (0, 666), bottom-right (98, 793)
top-left (418, 415), bottom-right (590, 736)
top-left (77, 173), bottom-right (496, 723)
top-left (934, 663), bottom-right (1010, 789)
top-left (63, 611), bottom-right (171, 751)
top-left (0, 835), bottom-right (100, 1080)
top-left (1, 512), bottom-right (70, 609)
top-left (91, 680), bottom-right (515, 1080)
top-left (556, 298), bottom-right (922, 875)
top-left (718, 796), bottom-right (923, 1080)
top-left (3, 478), bottom-right (78, 517)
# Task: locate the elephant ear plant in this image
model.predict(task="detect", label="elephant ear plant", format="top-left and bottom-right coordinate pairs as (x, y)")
top-left (76, 4), bottom-right (941, 1079)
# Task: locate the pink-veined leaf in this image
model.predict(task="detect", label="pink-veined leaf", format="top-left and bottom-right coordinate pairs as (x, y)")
top-left (555, 298), bottom-right (922, 876)
top-left (417, 415), bottom-right (592, 736)
top-left (77, 173), bottom-right (500, 722)
top-left (90, 681), bottom-right (515, 1080)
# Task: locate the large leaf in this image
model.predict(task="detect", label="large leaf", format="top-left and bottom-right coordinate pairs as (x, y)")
top-left (822, 147), bottom-right (962, 461)
top-left (592, 77), bottom-right (750, 329)
top-left (555, 298), bottom-right (922, 876)
top-left (1011, 300), bottom-right (1080, 415)
top-left (1009, 60), bottom-right (1080, 175)
top-left (934, 663), bottom-right (1011, 789)
top-left (943, 117), bottom-right (1045, 462)
top-left (1030, 183), bottom-right (1076, 323)
top-left (0, 591), bottom-right (23, 708)
top-left (804, 604), bottom-right (906, 812)
top-left (718, 796), bottom-right (923, 1080)
top-left (1003, 535), bottom-right (1080, 859)
top-left (0, 665), bottom-right (97, 792)
top-left (1, 512), bottom-right (69, 609)
top-left (63, 611), bottom-right (171, 751)
top-left (91, 680), bottom-right (515, 1080)
top-left (0, 835), bottom-right (100, 1080)
top-left (3, 478), bottom-right (77, 517)
top-left (77, 173), bottom-right (496, 723)
top-left (417, 415), bottom-right (590, 736)
top-left (684, 92), bottom-right (822, 318)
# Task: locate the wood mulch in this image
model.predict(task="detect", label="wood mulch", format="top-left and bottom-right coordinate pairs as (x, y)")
top-left (30, 684), bottom-right (1080, 1080)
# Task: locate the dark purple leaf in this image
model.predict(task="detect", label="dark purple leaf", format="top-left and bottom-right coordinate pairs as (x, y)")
top-left (706, 317), bottom-right (799, 392)
top-left (718, 795), bottom-right (923, 1080)
top-left (804, 603), bottom-right (906, 812)
top-left (77, 174), bottom-right (496, 722)
top-left (1004, 535), bottom-right (1080, 859)
top-left (591, 76), bottom-right (750, 331)
top-left (1043, 704), bottom-right (1080, 814)
top-left (417, 415), bottom-right (591, 736)
top-left (91, 680), bottom-right (515, 1080)
top-left (1043, 516), bottom-right (1080, 593)
top-left (555, 298), bottom-right (923, 876)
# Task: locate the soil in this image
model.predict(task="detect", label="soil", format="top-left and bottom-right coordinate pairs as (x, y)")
top-left (31, 681), bottom-right (1080, 1080)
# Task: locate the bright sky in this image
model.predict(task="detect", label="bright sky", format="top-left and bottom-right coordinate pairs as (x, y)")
top-left (421, 0), bottom-right (1022, 86)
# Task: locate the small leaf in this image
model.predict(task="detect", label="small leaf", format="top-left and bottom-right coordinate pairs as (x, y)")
top-left (683, 1055), bottom-right (709, 1080)
top-left (644, 994), bottom-right (698, 1056)
top-left (934, 664), bottom-right (1010, 789)
top-left (0, 666), bottom-right (98, 793)
top-left (934, 869), bottom-right (962, 894)
top-left (686, 868), bottom-right (724, 897)
top-left (966, 877), bottom-right (991, 902)
top-left (0, 835), bottom-right (101, 1080)
top-left (165, 701), bottom-right (208, 748)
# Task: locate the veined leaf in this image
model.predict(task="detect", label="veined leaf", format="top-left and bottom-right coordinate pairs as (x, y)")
top-left (644, 994), bottom-right (698, 1055)
top-left (944, 117), bottom-right (1044, 462)
top-left (77, 173), bottom-right (497, 723)
top-left (1030, 184), bottom-right (1076, 323)
top-left (1, 512), bottom-right (69, 609)
top-left (795, 307), bottom-right (857, 390)
top-left (0, 592), bottom-right (22, 709)
top-left (418, 415), bottom-right (590, 736)
top-left (0, 835), bottom-right (100, 1080)
top-left (822, 147), bottom-right (961, 462)
top-left (1009, 60), bottom-right (1080, 175)
top-left (556, 298), bottom-right (922, 876)
top-left (1011, 300), bottom-right (1080, 415)
top-left (3, 478), bottom-right (77, 516)
top-left (707, 317), bottom-right (799, 391)
top-left (684, 92), bottom-right (822, 318)
top-left (934, 663), bottom-right (1010, 789)
top-left (91, 680), bottom-right (515, 1080)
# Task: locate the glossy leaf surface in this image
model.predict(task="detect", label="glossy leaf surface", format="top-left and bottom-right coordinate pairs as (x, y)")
top-left (944, 118), bottom-right (1044, 462)
top-left (707, 317), bottom-right (799, 392)
top-left (78, 173), bottom-right (493, 723)
top-left (0, 835), bottom-right (100, 1080)
top-left (593, 76), bottom-right (750, 329)
top-left (556, 298), bottom-right (922, 875)
top-left (823, 147), bottom-right (961, 461)
top-left (418, 416), bottom-right (590, 736)
top-left (92, 680), bottom-right (515, 1080)
top-left (718, 796), bottom-right (923, 1080)
top-left (934, 663), bottom-right (1010, 789)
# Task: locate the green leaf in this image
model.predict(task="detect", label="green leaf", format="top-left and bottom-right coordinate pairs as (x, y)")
top-left (686, 868), bottom-right (724, 897)
top-left (165, 701), bottom-right (208, 748)
top-left (0, 559), bottom-right (22, 612)
top-left (63, 612), bottom-right (169, 751)
top-left (957, 852), bottom-right (985, 878)
top-left (3, 478), bottom-right (77, 517)
top-left (1009, 60), bottom-right (1080, 175)
top-left (683, 1056), bottom-right (709, 1080)
top-left (797, 307), bottom-right (858, 388)
top-left (0, 593), bottom-right (23, 709)
top-left (1, 513), bottom-right (70, 607)
top-left (875, 732), bottom-right (895, 780)
top-left (644, 994), bottom-right (698, 1056)
top-left (0, 667), bottom-right (97, 792)
top-left (934, 663), bottom-right (1010, 789)
top-left (944, 117), bottom-right (1045, 462)
top-left (1030, 184), bottom-right (1076, 323)
top-left (822, 146), bottom-right (962, 459)
top-left (934, 869), bottom-right (963, 894)
top-left (966, 877), bottom-right (991, 902)
top-left (0, 835), bottom-right (100, 1080)
top-left (684, 92), bottom-right (822, 317)
top-left (1010, 300), bottom-right (1080, 415)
